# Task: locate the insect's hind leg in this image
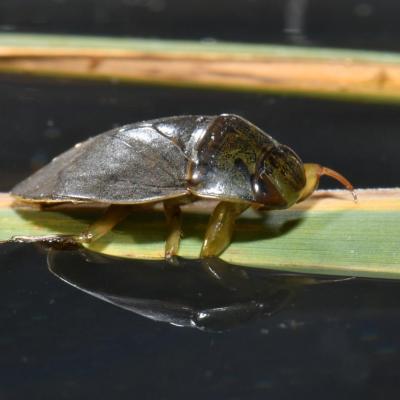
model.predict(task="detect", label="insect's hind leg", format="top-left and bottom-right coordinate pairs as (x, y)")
top-left (78, 204), bottom-right (133, 243)
top-left (201, 201), bottom-right (249, 258)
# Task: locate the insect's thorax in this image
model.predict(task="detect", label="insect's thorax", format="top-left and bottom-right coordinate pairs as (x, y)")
top-left (187, 114), bottom-right (278, 204)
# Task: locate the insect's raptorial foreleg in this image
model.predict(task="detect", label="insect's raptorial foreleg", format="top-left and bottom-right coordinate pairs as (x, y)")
top-left (163, 200), bottom-right (182, 261)
top-left (78, 205), bottom-right (133, 243)
top-left (201, 201), bottom-right (249, 258)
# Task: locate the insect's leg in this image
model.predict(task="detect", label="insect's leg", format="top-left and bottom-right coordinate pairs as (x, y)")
top-left (163, 200), bottom-right (182, 262)
top-left (201, 201), bottom-right (249, 258)
top-left (78, 205), bottom-right (133, 243)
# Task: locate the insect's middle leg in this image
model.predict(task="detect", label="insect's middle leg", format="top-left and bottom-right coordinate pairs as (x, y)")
top-left (78, 204), bottom-right (133, 243)
top-left (163, 200), bottom-right (182, 261)
top-left (201, 201), bottom-right (249, 258)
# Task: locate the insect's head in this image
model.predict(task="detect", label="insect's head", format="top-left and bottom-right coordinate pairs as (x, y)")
top-left (253, 145), bottom-right (356, 208)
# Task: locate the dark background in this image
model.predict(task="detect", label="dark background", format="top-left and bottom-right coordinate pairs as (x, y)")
top-left (1, 0), bottom-right (400, 51)
top-left (1, 1), bottom-right (400, 399)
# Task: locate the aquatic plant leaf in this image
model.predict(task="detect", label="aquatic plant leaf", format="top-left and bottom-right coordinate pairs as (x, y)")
top-left (1, 189), bottom-right (400, 279)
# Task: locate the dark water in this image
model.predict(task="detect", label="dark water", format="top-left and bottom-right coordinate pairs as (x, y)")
top-left (3, 243), bottom-right (400, 399)
top-left (2, 1), bottom-right (400, 398)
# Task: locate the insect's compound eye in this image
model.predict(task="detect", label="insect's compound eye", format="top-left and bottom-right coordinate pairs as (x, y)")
top-left (253, 145), bottom-right (306, 207)
top-left (252, 173), bottom-right (268, 201)
top-left (251, 172), bottom-right (286, 207)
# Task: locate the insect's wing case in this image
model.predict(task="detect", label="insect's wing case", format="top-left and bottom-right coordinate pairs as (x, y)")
top-left (12, 116), bottom-right (212, 203)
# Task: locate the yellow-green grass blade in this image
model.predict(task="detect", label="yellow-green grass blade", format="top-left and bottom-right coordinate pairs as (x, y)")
top-left (2, 33), bottom-right (400, 104)
top-left (1, 189), bottom-right (400, 279)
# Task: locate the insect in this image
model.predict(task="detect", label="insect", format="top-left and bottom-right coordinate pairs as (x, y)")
top-left (11, 114), bottom-right (356, 259)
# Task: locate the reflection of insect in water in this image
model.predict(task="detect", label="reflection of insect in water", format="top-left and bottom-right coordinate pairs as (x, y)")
top-left (12, 114), bottom-right (356, 260)
top-left (48, 248), bottom-right (319, 332)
